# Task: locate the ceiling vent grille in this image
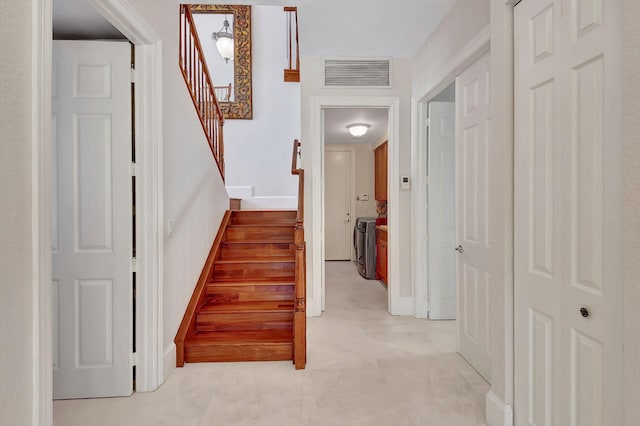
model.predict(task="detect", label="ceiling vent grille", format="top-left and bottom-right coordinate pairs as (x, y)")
top-left (323, 58), bottom-right (391, 88)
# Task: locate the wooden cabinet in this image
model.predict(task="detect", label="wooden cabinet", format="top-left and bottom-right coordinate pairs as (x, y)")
top-left (374, 141), bottom-right (388, 201)
top-left (376, 226), bottom-right (388, 285)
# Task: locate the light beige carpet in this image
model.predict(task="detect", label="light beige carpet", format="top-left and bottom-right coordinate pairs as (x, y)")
top-left (54, 261), bottom-right (488, 426)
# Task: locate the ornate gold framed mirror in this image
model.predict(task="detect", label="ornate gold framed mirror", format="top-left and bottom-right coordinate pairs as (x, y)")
top-left (190, 4), bottom-right (252, 119)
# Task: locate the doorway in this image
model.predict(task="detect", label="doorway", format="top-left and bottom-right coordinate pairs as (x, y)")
top-left (413, 48), bottom-right (493, 383)
top-left (32, 1), bottom-right (164, 418)
top-left (309, 98), bottom-right (400, 317)
top-left (426, 82), bottom-right (456, 320)
top-left (322, 107), bottom-right (388, 310)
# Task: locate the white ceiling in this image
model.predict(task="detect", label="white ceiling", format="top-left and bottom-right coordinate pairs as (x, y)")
top-left (53, 0), bottom-right (124, 38)
top-left (296, 0), bottom-right (458, 57)
top-left (324, 108), bottom-right (388, 146)
top-left (53, 0), bottom-right (458, 56)
top-left (52, 0), bottom-right (456, 134)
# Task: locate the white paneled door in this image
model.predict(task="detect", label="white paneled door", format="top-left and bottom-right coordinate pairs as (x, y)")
top-left (52, 41), bottom-right (133, 399)
top-left (427, 102), bottom-right (456, 320)
top-left (514, 0), bottom-right (623, 424)
top-left (455, 52), bottom-right (491, 382)
top-left (324, 149), bottom-right (353, 260)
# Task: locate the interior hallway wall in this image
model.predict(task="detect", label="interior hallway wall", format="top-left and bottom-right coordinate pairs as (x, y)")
top-left (128, 0), bottom-right (229, 379)
top-left (623, 0), bottom-right (640, 423)
top-left (0, 1), bottom-right (35, 424)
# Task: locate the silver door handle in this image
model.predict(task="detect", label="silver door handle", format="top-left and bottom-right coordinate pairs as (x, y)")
top-left (455, 245), bottom-right (464, 253)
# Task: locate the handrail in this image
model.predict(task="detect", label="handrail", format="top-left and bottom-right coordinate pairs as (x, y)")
top-left (291, 139), bottom-right (306, 369)
top-left (179, 4), bottom-right (225, 180)
top-left (284, 7), bottom-right (300, 82)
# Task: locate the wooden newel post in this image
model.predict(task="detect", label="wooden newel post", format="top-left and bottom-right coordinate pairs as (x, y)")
top-left (293, 219), bottom-right (306, 369)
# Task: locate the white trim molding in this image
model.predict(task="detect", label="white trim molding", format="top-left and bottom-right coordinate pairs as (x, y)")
top-left (486, 391), bottom-right (513, 426)
top-left (308, 96), bottom-right (404, 317)
top-left (162, 343), bottom-right (176, 383)
top-left (410, 24), bottom-right (490, 319)
top-left (242, 196), bottom-right (298, 210)
top-left (87, 0), bottom-right (165, 393)
top-left (226, 187), bottom-right (298, 210)
top-left (32, 0), bottom-right (53, 424)
top-left (225, 185), bottom-right (254, 200)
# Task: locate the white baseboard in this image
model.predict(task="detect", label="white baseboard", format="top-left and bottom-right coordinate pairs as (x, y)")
top-left (486, 391), bottom-right (513, 426)
top-left (225, 185), bottom-right (297, 210)
top-left (162, 343), bottom-right (176, 383)
top-left (226, 185), bottom-right (254, 199)
top-left (242, 196), bottom-right (297, 210)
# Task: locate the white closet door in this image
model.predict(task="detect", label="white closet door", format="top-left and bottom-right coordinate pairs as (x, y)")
top-left (455, 52), bottom-right (492, 382)
top-left (324, 149), bottom-right (353, 261)
top-left (427, 102), bottom-right (456, 319)
top-left (52, 40), bottom-right (133, 399)
top-left (514, 0), bottom-right (623, 424)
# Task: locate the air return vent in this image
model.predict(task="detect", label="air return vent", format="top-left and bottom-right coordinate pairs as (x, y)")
top-left (323, 58), bottom-right (391, 88)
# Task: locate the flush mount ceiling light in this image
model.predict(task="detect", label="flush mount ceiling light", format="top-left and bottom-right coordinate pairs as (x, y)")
top-left (346, 123), bottom-right (370, 138)
top-left (212, 16), bottom-right (234, 63)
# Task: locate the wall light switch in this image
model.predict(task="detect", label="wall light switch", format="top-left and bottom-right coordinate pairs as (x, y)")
top-left (358, 194), bottom-right (369, 201)
top-left (401, 176), bottom-right (410, 190)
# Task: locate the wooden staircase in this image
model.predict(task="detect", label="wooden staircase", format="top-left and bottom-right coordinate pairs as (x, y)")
top-left (175, 210), bottom-right (304, 366)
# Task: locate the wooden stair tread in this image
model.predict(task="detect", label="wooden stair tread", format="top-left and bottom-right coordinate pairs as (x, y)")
top-left (227, 223), bottom-right (294, 228)
top-left (199, 300), bottom-right (294, 313)
top-left (221, 240), bottom-right (292, 246)
top-left (221, 239), bottom-right (294, 244)
top-left (186, 329), bottom-right (292, 345)
top-left (207, 279), bottom-right (295, 286)
top-left (214, 256), bottom-right (294, 264)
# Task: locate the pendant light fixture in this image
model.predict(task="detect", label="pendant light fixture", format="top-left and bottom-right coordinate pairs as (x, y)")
top-left (212, 16), bottom-right (234, 63)
top-left (346, 123), bottom-right (371, 138)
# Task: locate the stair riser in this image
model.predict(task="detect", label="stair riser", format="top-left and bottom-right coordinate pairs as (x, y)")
top-left (212, 262), bottom-right (294, 280)
top-left (226, 227), bottom-right (294, 242)
top-left (206, 285), bottom-right (294, 302)
top-left (184, 344), bottom-right (293, 363)
top-left (196, 312), bottom-right (293, 332)
top-left (220, 243), bottom-right (294, 258)
top-left (230, 211), bottom-right (296, 225)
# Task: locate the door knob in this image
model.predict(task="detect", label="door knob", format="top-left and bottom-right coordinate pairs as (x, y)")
top-left (580, 307), bottom-right (590, 318)
top-left (455, 245), bottom-right (464, 253)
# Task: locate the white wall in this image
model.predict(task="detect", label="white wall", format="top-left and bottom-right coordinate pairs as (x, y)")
top-left (623, 0), bottom-right (640, 423)
top-left (128, 0), bottom-right (229, 376)
top-left (221, 6), bottom-right (301, 210)
top-left (412, 0), bottom-right (490, 96)
top-left (301, 56), bottom-right (413, 316)
top-left (0, 2), bottom-right (35, 425)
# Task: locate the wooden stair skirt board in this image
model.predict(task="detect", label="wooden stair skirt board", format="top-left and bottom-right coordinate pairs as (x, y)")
top-left (174, 210), bottom-right (305, 368)
top-left (230, 198), bottom-right (241, 210)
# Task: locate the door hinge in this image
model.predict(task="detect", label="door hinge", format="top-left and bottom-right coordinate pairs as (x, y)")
top-left (426, 117), bottom-right (431, 127)
top-left (130, 67), bottom-right (138, 83)
top-left (131, 352), bottom-right (137, 366)
top-left (130, 162), bottom-right (138, 176)
top-left (131, 257), bottom-right (137, 272)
